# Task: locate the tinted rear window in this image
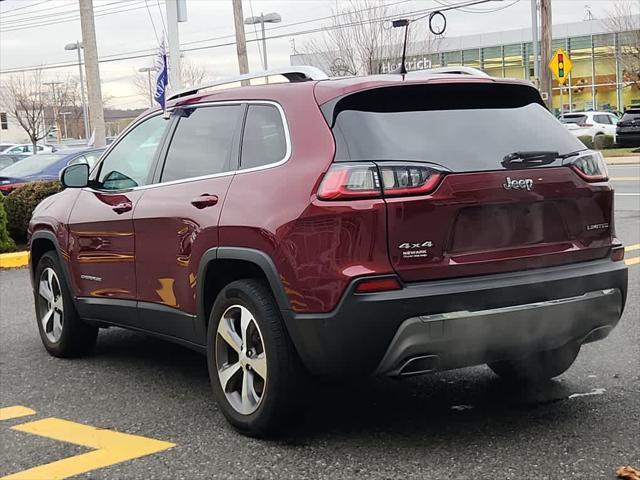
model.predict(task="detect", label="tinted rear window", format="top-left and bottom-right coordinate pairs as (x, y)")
top-left (329, 83), bottom-right (584, 172)
top-left (622, 111), bottom-right (640, 121)
top-left (561, 115), bottom-right (587, 124)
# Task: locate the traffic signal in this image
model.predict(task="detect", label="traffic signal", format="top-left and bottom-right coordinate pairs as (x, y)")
top-left (558, 53), bottom-right (565, 79)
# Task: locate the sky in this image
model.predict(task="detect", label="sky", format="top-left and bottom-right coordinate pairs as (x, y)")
top-left (0, 0), bottom-right (632, 109)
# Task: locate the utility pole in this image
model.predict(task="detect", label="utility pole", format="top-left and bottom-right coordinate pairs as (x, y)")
top-left (78, 0), bottom-right (106, 147)
top-left (530, 0), bottom-right (539, 82)
top-left (232, 0), bottom-right (250, 82)
top-left (166, 0), bottom-right (186, 90)
top-left (539, 0), bottom-right (553, 109)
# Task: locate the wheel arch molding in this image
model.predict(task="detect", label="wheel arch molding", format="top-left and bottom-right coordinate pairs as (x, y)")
top-left (195, 247), bottom-right (291, 340)
top-left (30, 230), bottom-right (73, 289)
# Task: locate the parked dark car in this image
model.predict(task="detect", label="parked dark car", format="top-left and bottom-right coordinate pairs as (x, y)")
top-left (616, 108), bottom-right (640, 146)
top-left (28, 67), bottom-right (627, 436)
top-left (0, 148), bottom-right (104, 194)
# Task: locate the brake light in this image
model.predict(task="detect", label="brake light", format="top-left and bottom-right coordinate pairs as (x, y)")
top-left (355, 277), bottom-right (402, 293)
top-left (611, 246), bottom-right (625, 262)
top-left (318, 163), bottom-right (443, 200)
top-left (569, 150), bottom-right (608, 182)
top-left (0, 183), bottom-right (21, 193)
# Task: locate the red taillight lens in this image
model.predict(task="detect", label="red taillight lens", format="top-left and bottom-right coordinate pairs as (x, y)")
top-left (317, 163), bottom-right (381, 200)
top-left (318, 163), bottom-right (443, 200)
top-left (355, 277), bottom-right (402, 293)
top-left (611, 246), bottom-right (625, 261)
top-left (0, 183), bottom-right (20, 193)
top-left (570, 150), bottom-right (608, 182)
top-left (379, 163), bottom-right (442, 197)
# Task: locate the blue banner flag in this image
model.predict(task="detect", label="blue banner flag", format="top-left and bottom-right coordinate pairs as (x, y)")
top-left (153, 37), bottom-right (168, 111)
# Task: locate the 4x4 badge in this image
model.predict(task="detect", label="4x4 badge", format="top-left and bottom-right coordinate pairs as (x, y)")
top-left (399, 241), bottom-right (433, 249)
top-left (503, 177), bottom-right (534, 191)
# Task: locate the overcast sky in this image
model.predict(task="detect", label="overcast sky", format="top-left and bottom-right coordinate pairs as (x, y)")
top-left (0, 0), bottom-right (631, 109)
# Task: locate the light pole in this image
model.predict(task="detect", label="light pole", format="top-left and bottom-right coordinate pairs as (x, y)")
top-left (60, 112), bottom-right (72, 139)
top-left (139, 67), bottom-right (155, 107)
top-left (64, 41), bottom-right (89, 141)
top-left (244, 12), bottom-right (281, 71)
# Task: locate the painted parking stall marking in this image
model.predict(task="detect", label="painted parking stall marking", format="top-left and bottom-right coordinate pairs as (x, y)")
top-left (0, 406), bottom-right (175, 480)
top-left (625, 244), bottom-right (640, 267)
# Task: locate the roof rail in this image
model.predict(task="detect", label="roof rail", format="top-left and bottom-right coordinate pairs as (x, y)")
top-left (411, 66), bottom-right (490, 77)
top-left (167, 66), bottom-right (329, 101)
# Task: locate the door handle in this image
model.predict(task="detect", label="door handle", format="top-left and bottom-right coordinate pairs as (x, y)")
top-left (190, 194), bottom-right (219, 209)
top-left (112, 202), bottom-right (132, 214)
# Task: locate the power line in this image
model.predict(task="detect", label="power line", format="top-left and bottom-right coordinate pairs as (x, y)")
top-left (0, 0), bottom-right (51, 17)
top-left (143, 0), bottom-right (160, 44)
top-left (433, 0), bottom-right (521, 14)
top-left (0, 0), bottom-right (492, 75)
top-left (0, 2), bottom-right (149, 32)
top-left (0, 0), bottom-right (136, 25)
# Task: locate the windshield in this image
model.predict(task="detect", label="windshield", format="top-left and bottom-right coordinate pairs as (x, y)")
top-left (332, 84), bottom-right (584, 172)
top-left (0, 153), bottom-right (65, 177)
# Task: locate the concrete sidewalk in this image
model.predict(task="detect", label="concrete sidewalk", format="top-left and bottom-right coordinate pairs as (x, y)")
top-left (606, 156), bottom-right (640, 165)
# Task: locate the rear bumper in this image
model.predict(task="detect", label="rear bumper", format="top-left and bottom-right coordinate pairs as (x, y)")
top-left (616, 132), bottom-right (640, 146)
top-left (283, 259), bottom-right (627, 377)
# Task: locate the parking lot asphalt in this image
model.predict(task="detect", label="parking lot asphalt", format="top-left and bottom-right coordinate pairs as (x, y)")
top-left (1, 176), bottom-right (639, 480)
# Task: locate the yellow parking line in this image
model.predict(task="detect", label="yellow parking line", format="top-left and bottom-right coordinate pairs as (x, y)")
top-left (625, 244), bottom-right (640, 252)
top-left (625, 257), bottom-right (640, 266)
top-left (0, 406), bottom-right (36, 421)
top-left (1, 418), bottom-right (175, 480)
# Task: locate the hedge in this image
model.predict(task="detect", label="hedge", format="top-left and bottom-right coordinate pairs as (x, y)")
top-left (4, 181), bottom-right (62, 242)
top-left (594, 134), bottom-right (615, 150)
top-left (577, 135), bottom-right (594, 149)
top-left (0, 194), bottom-right (16, 253)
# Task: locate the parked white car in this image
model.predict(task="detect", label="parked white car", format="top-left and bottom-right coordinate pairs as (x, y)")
top-left (560, 111), bottom-right (619, 142)
top-left (0, 143), bottom-right (16, 153)
top-left (2, 144), bottom-right (53, 154)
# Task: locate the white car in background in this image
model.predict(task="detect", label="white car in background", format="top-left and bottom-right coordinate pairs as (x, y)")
top-left (2, 144), bottom-right (53, 155)
top-left (560, 111), bottom-right (619, 142)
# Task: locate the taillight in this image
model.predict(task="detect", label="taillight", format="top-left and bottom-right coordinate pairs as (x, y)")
top-left (317, 163), bottom-right (381, 200)
top-left (318, 162), bottom-right (443, 200)
top-left (378, 163), bottom-right (443, 197)
top-left (611, 246), bottom-right (625, 262)
top-left (569, 150), bottom-right (608, 182)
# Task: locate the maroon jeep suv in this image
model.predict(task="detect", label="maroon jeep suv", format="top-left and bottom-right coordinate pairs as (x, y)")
top-left (29, 67), bottom-right (627, 436)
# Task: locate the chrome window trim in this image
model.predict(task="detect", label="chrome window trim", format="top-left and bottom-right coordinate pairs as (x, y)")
top-left (85, 100), bottom-right (290, 193)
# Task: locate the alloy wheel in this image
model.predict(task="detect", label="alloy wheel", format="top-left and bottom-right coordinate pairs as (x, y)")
top-left (38, 267), bottom-right (64, 343)
top-left (215, 305), bottom-right (268, 415)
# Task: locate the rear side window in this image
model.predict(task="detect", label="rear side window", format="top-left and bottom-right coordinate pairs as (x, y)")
top-left (162, 105), bottom-right (242, 182)
top-left (240, 105), bottom-right (287, 169)
top-left (329, 83), bottom-right (584, 172)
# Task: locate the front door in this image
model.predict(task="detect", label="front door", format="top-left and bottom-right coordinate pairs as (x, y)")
top-left (133, 104), bottom-right (244, 341)
top-left (68, 113), bottom-right (172, 321)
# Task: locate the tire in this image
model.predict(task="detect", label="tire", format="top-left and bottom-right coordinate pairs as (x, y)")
top-left (34, 251), bottom-right (98, 357)
top-left (488, 342), bottom-right (580, 383)
top-left (206, 279), bottom-right (304, 437)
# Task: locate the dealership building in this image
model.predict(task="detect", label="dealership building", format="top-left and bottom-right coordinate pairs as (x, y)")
top-left (291, 16), bottom-right (640, 114)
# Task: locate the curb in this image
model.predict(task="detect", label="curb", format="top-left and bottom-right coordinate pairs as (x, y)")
top-left (0, 251), bottom-right (29, 269)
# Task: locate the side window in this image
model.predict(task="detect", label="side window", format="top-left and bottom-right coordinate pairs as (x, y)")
top-left (608, 115), bottom-right (619, 125)
top-left (161, 105), bottom-right (242, 182)
top-left (97, 114), bottom-right (168, 190)
top-left (594, 114), bottom-right (609, 125)
top-left (240, 104), bottom-right (287, 169)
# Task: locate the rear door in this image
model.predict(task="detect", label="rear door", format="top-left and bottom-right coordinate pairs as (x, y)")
top-left (132, 103), bottom-right (244, 341)
top-left (329, 82), bottom-right (613, 282)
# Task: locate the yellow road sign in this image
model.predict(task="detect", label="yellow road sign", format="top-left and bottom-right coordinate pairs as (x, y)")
top-left (549, 48), bottom-right (572, 85)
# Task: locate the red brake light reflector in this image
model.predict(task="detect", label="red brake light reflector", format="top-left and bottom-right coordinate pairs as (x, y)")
top-left (611, 246), bottom-right (625, 262)
top-left (317, 163), bottom-right (381, 200)
top-left (355, 277), bottom-right (402, 293)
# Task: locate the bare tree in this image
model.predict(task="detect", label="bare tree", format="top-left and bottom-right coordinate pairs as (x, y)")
top-left (604, 1), bottom-right (640, 87)
top-left (0, 69), bottom-right (50, 151)
top-left (131, 59), bottom-right (209, 106)
top-left (303, 0), bottom-right (437, 76)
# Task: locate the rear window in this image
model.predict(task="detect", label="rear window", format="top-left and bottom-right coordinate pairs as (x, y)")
top-left (561, 115), bottom-right (587, 124)
top-left (621, 111), bottom-right (640, 122)
top-left (329, 83), bottom-right (584, 172)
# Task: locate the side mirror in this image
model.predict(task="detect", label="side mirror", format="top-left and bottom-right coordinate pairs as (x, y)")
top-left (60, 163), bottom-right (89, 188)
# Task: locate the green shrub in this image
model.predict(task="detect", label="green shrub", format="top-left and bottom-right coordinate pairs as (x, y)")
top-left (593, 134), bottom-right (615, 150)
top-left (5, 181), bottom-right (62, 241)
top-left (0, 194), bottom-right (16, 253)
top-left (578, 135), bottom-right (594, 149)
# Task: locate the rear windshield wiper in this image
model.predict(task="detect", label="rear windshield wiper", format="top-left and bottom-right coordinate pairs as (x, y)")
top-left (502, 150), bottom-right (586, 168)
top-left (501, 151), bottom-right (560, 168)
